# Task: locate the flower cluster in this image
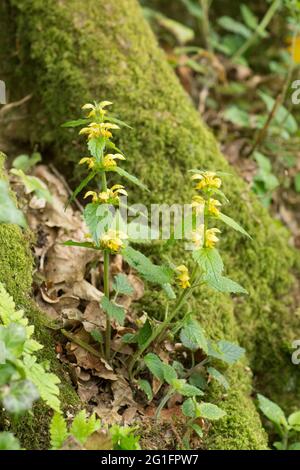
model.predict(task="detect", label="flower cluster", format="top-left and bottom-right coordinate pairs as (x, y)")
top-left (176, 265), bottom-right (191, 289)
top-left (100, 229), bottom-right (128, 253)
top-left (190, 171), bottom-right (223, 250)
top-left (84, 184), bottom-right (127, 204)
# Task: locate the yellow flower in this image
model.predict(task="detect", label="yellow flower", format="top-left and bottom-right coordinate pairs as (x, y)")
top-left (103, 153), bottom-right (126, 168)
top-left (207, 198), bottom-right (221, 217)
top-left (176, 265), bottom-right (190, 289)
top-left (191, 171), bottom-right (222, 191)
top-left (84, 184), bottom-right (128, 204)
top-left (205, 228), bottom-right (221, 249)
top-left (191, 195), bottom-right (205, 209)
top-left (79, 157), bottom-right (96, 169)
top-left (82, 101), bottom-right (113, 118)
top-left (100, 229), bottom-right (128, 253)
top-left (191, 226), bottom-right (204, 249)
top-left (79, 122), bottom-right (119, 140)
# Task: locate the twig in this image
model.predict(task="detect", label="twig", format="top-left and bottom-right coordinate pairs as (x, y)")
top-left (61, 328), bottom-right (104, 359)
top-left (0, 94), bottom-right (32, 119)
top-left (49, 163), bottom-right (84, 212)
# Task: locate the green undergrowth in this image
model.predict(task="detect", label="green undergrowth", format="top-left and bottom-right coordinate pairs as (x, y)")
top-left (0, 0), bottom-right (299, 449)
top-left (0, 154), bottom-right (79, 449)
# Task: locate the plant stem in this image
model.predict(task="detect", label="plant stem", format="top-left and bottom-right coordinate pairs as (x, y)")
top-left (233, 0), bottom-right (282, 61)
top-left (155, 388), bottom-right (174, 421)
top-left (200, 0), bottom-right (213, 53)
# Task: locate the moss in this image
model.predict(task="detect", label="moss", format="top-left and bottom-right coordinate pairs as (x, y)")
top-left (0, 155), bottom-right (79, 449)
top-left (1, 0), bottom-right (299, 448)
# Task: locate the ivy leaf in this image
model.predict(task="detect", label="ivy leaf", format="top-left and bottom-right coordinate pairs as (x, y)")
top-left (101, 296), bottom-right (125, 325)
top-left (0, 432), bottom-right (21, 450)
top-left (138, 379), bottom-right (153, 402)
top-left (122, 246), bottom-right (173, 286)
top-left (50, 412), bottom-right (68, 450)
top-left (144, 353), bottom-right (165, 382)
top-left (257, 394), bottom-right (288, 428)
top-left (204, 275), bottom-right (248, 294)
top-left (207, 367), bottom-right (230, 390)
top-left (66, 171), bottom-right (96, 208)
top-left (3, 379), bottom-right (39, 415)
top-left (193, 248), bottom-right (224, 280)
top-left (112, 274), bottom-right (134, 296)
top-left (208, 340), bottom-right (245, 365)
top-left (70, 411), bottom-right (101, 445)
top-left (180, 317), bottom-right (208, 353)
top-left (112, 166), bottom-right (149, 192)
top-left (198, 402), bottom-right (226, 420)
top-left (218, 213), bottom-right (251, 238)
top-left (0, 181), bottom-right (27, 228)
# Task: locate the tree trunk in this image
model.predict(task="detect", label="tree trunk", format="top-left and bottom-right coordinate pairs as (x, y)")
top-left (0, 0), bottom-right (299, 449)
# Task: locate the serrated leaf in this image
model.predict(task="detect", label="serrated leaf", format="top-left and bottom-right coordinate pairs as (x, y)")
top-left (88, 137), bottom-right (106, 159)
top-left (112, 166), bottom-right (149, 191)
top-left (50, 412), bottom-right (68, 450)
top-left (162, 363), bottom-right (177, 385)
top-left (204, 275), bottom-right (248, 294)
top-left (121, 333), bottom-right (138, 344)
top-left (84, 203), bottom-right (114, 243)
top-left (138, 379), bottom-right (153, 402)
top-left (198, 403), bottom-right (226, 420)
top-left (190, 423), bottom-right (203, 438)
top-left (62, 118), bottom-right (90, 128)
top-left (193, 248), bottom-right (224, 281)
top-left (162, 283), bottom-right (176, 300)
top-left (3, 379), bottom-right (39, 415)
top-left (218, 16), bottom-right (252, 38)
top-left (122, 246), bottom-right (173, 286)
top-left (180, 317), bottom-right (208, 353)
top-left (208, 340), bottom-right (245, 365)
top-left (0, 181), bottom-right (27, 227)
top-left (144, 353), bottom-right (165, 382)
top-left (207, 367), bottom-right (230, 390)
top-left (240, 4), bottom-right (259, 31)
top-left (101, 296), bottom-right (125, 325)
top-left (218, 213), bottom-right (251, 238)
top-left (137, 320), bottom-right (152, 348)
top-left (174, 380), bottom-right (203, 397)
top-left (0, 323), bottom-right (26, 359)
top-left (112, 273), bottom-right (134, 295)
top-left (10, 169), bottom-right (52, 203)
top-left (257, 394), bottom-right (288, 428)
top-left (70, 411), bottom-right (101, 445)
top-left (12, 152), bottom-right (42, 172)
top-left (66, 171), bottom-right (96, 208)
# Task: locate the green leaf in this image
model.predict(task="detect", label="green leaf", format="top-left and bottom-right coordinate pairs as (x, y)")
top-left (204, 275), bottom-right (248, 294)
top-left (0, 181), bottom-right (27, 227)
top-left (182, 398), bottom-right (197, 418)
top-left (70, 411), bottom-right (101, 445)
top-left (137, 320), bottom-right (152, 348)
top-left (112, 274), bottom-right (134, 296)
top-left (0, 432), bottom-right (21, 450)
top-left (259, 91), bottom-right (298, 135)
top-left (62, 118), bottom-right (90, 128)
top-left (156, 16), bottom-right (194, 44)
top-left (101, 296), bottom-right (125, 325)
top-left (90, 329), bottom-right (103, 344)
top-left (288, 411), bottom-right (300, 431)
top-left (122, 246), bottom-right (173, 286)
top-left (208, 340), bottom-right (245, 365)
top-left (83, 203), bottom-right (114, 243)
top-left (121, 333), bottom-right (138, 344)
top-left (162, 363), bottom-right (177, 385)
top-left (198, 403), bottom-right (226, 420)
top-left (63, 240), bottom-right (99, 250)
top-left (88, 137), bottom-right (106, 159)
top-left (106, 115), bottom-right (132, 129)
top-left (218, 16), bottom-right (252, 38)
top-left (288, 442), bottom-right (300, 450)
top-left (190, 423), bottom-right (203, 438)
top-left (12, 152), bottom-right (42, 172)
top-left (257, 394), bottom-right (288, 428)
top-left (23, 354), bottom-right (61, 412)
top-left (144, 353), bottom-right (165, 382)
top-left (207, 367), bottom-right (230, 390)
top-left (10, 169), bottom-right (52, 203)
top-left (193, 248), bottom-right (224, 281)
top-left (180, 317), bottom-right (208, 353)
top-left (218, 213), bottom-right (251, 238)
top-left (50, 412), bottom-right (68, 450)
top-left (112, 166), bottom-right (149, 191)
top-left (162, 283), bottom-right (176, 300)
top-left (223, 106), bottom-right (251, 127)
top-left (240, 4), bottom-right (259, 31)
top-left (66, 171), bottom-right (96, 208)
top-left (0, 323), bottom-right (26, 359)
top-left (138, 379), bottom-right (153, 402)
top-left (173, 380), bottom-right (204, 397)
top-left (2, 379), bottom-right (39, 414)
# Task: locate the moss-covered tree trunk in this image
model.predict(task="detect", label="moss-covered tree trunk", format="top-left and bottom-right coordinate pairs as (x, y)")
top-left (0, 0), bottom-right (299, 449)
top-left (0, 154), bottom-right (79, 449)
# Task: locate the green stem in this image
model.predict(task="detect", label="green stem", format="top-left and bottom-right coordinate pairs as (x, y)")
top-left (233, 0), bottom-right (282, 61)
top-left (155, 388), bottom-right (175, 421)
top-left (103, 249), bottom-right (111, 360)
top-left (128, 265), bottom-right (199, 378)
top-left (200, 0), bottom-right (213, 53)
